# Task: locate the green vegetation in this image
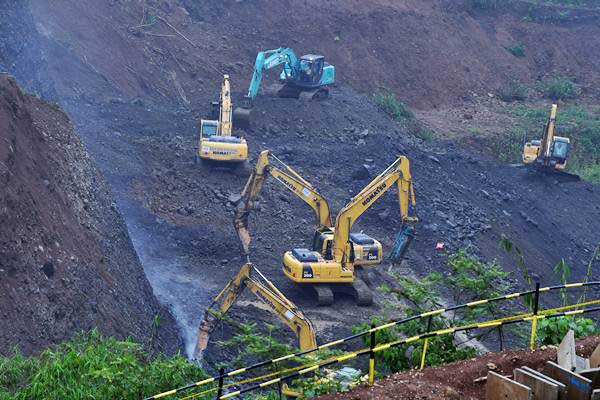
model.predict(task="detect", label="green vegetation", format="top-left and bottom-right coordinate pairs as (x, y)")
top-left (355, 249), bottom-right (508, 373)
top-left (217, 323), bottom-right (346, 399)
top-left (0, 330), bottom-right (207, 400)
top-left (538, 75), bottom-right (582, 100)
top-left (373, 88), bottom-right (414, 121)
top-left (486, 129), bottom-right (524, 163)
top-left (506, 43), bottom-right (526, 58)
top-left (500, 237), bottom-right (600, 346)
top-left (498, 80), bottom-right (529, 102)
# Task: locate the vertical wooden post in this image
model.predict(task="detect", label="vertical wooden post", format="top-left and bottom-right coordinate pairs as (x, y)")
top-left (530, 282), bottom-right (540, 350)
top-left (420, 315), bottom-right (433, 370)
top-left (369, 324), bottom-right (376, 386)
top-left (216, 367), bottom-right (225, 400)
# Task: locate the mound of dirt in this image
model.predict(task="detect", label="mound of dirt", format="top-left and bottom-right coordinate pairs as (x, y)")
top-left (317, 336), bottom-right (600, 400)
top-left (0, 74), bottom-right (180, 355)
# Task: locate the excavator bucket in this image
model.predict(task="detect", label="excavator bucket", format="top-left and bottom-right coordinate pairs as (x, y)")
top-left (233, 106), bottom-right (251, 129)
top-left (390, 225), bottom-right (415, 262)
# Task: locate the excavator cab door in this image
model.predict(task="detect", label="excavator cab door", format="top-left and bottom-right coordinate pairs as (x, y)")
top-left (298, 55), bottom-right (324, 85)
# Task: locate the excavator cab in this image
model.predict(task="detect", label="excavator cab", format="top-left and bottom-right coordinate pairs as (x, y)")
top-left (298, 55), bottom-right (325, 86)
top-left (550, 137), bottom-right (570, 167)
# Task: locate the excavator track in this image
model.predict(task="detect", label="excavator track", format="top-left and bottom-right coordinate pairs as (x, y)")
top-left (313, 284), bottom-right (334, 306)
top-left (350, 276), bottom-right (373, 306)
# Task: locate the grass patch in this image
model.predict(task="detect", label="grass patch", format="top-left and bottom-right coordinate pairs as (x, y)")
top-left (0, 330), bottom-right (207, 400)
top-left (498, 80), bottom-right (529, 102)
top-left (373, 88), bottom-right (414, 121)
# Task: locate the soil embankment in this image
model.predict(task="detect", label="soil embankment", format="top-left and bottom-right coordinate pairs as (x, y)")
top-left (0, 75), bottom-right (180, 355)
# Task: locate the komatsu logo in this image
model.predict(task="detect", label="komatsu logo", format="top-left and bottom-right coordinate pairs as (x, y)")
top-left (278, 177), bottom-right (297, 192)
top-left (361, 183), bottom-right (387, 206)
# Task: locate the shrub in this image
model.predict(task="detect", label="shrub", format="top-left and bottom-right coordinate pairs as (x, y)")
top-left (539, 75), bottom-right (582, 100)
top-left (498, 80), bottom-right (529, 102)
top-left (536, 316), bottom-right (597, 345)
top-left (373, 89), bottom-right (413, 121)
top-left (0, 330), bottom-right (207, 400)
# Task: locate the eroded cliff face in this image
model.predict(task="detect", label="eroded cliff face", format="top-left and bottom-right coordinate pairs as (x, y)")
top-left (0, 74), bottom-right (180, 355)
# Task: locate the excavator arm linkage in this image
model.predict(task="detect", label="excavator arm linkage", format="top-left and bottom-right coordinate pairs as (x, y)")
top-left (194, 263), bottom-right (316, 361)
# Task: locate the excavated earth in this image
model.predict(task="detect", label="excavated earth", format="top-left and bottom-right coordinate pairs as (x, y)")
top-left (1, 0), bottom-right (600, 388)
top-left (0, 75), bottom-right (180, 355)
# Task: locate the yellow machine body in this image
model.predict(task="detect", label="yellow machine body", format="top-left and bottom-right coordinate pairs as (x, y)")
top-left (283, 156), bottom-right (418, 301)
top-left (522, 104), bottom-right (571, 171)
top-left (197, 74), bottom-right (248, 163)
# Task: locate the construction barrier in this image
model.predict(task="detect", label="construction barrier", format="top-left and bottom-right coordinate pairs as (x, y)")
top-left (144, 281), bottom-right (600, 400)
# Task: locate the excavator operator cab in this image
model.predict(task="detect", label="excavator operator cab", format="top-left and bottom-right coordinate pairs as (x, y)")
top-left (299, 55), bottom-right (325, 85)
top-left (550, 137), bottom-right (570, 164)
top-left (200, 120), bottom-right (218, 138)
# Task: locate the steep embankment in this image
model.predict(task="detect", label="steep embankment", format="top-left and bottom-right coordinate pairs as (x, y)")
top-left (5, 0), bottom-right (600, 109)
top-left (0, 75), bottom-right (180, 355)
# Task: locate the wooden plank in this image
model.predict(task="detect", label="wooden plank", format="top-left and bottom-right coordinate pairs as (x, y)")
top-left (590, 344), bottom-right (600, 368)
top-left (486, 371), bottom-right (531, 400)
top-left (558, 330), bottom-right (577, 372)
top-left (514, 368), bottom-right (559, 400)
top-left (546, 361), bottom-right (592, 400)
top-left (521, 366), bottom-right (567, 400)
top-left (580, 367), bottom-right (600, 390)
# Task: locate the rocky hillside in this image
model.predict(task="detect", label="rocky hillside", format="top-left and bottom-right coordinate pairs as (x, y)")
top-left (0, 75), bottom-right (180, 355)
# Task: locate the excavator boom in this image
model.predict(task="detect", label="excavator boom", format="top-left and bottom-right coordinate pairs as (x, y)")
top-left (194, 263), bottom-right (316, 361)
top-left (234, 150), bottom-right (332, 255)
top-left (333, 156), bottom-right (417, 262)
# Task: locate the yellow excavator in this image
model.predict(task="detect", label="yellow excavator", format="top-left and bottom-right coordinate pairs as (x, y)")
top-left (194, 263), bottom-right (316, 361)
top-left (522, 104), bottom-right (578, 180)
top-left (234, 150), bottom-right (388, 269)
top-left (282, 156), bottom-right (418, 306)
top-left (196, 75), bottom-right (249, 165)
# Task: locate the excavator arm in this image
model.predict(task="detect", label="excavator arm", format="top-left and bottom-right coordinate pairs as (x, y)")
top-left (247, 48), bottom-right (299, 100)
top-left (541, 104), bottom-right (557, 164)
top-left (234, 150), bottom-right (332, 256)
top-left (333, 156), bottom-right (417, 263)
top-left (194, 263), bottom-right (316, 361)
top-left (217, 75), bottom-right (233, 136)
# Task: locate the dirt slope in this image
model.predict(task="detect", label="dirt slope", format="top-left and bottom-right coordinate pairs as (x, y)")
top-left (0, 75), bottom-right (180, 355)
top-left (4, 0), bottom-right (600, 109)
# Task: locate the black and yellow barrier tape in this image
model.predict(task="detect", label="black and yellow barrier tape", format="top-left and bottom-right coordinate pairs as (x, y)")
top-left (144, 282), bottom-right (600, 399)
top-left (218, 305), bottom-right (600, 399)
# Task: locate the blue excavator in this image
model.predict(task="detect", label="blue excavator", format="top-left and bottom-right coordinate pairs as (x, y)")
top-left (245, 47), bottom-right (335, 101)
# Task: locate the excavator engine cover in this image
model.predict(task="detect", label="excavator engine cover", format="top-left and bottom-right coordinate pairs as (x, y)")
top-left (292, 248), bottom-right (320, 262)
top-left (349, 233), bottom-right (376, 245)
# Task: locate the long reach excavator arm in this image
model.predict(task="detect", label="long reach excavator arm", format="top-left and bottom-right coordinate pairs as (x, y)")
top-left (234, 150), bottom-right (332, 256)
top-left (333, 156), bottom-right (417, 264)
top-left (194, 263), bottom-right (317, 361)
